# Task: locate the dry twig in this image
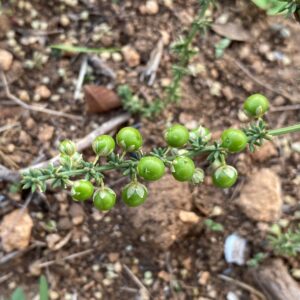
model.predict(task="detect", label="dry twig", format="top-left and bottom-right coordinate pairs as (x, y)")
top-left (123, 264), bottom-right (150, 300)
top-left (218, 274), bottom-right (267, 300)
top-left (0, 71), bottom-right (83, 120)
top-left (0, 113), bottom-right (130, 181)
top-left (227, 56), bottom-right (299, 103)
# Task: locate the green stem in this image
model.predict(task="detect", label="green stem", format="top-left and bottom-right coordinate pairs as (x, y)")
top-left (268, 123), bottom-right (300, 136)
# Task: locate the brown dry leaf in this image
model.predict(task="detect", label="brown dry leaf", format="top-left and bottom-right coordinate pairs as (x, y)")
top-left (84, 85), bottom-right (121, 113)
top-left (212, 22), bottom-right (251, 42)
top-left (0, 209), bottom-right (33, 252)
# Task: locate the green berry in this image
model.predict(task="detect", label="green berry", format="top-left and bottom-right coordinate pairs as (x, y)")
top-left (92, 135), bottom-right (115, 156)
top-left (93, 187), bottom-right (116, 211)
top-left (122, 181), bottom-right (148, 207)
top-left (221, 129), bottom-right (248, 153)
top-left (165, 124), bottom-right (189, 148)
top-left (172, 156), bottom-right (195, 182)
top-left (59, 139), bottom-right (76, 156)
top-left (71, 180), bottom-right (94, 201)
top-left (243, 93), bottom-right (270, 118)
top-left (116, 127), bottom-right (143, 152)
top-left (212, 165), bottom-right (238, 188)
top-left (137, 156), bottom-right (165, 181)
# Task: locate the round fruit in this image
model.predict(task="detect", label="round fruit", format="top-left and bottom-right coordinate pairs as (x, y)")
top-left (221, 129), bottom-right (248, 153)
top-left (71, 180), bottom-right (94, 201)
top-left (122, 182), bottom-right (148, 207)
top-left (92, 135), bottom-right (115, 156)
top-left (58, 139), bottom-right (76, 156)
top-left (243, 93), bottom-right (270, 118)
top-left (137, 156), bottom-right (165, 181)
top-left (189, 126), bottom-right (211, 143)
top-left (93, 187), bottom-right (116, 211)
top-left (171, 156), bottom-right (195, 182)
top-left (116, 127), bottom-right (143, 152)
top-left (165, 124), bottom-right (189, 148)
top-left (212, 165), bottom-right (238, 188)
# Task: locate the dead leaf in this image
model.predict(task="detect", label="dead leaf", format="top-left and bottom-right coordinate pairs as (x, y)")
top-left (212, 23), bottom-right (251, 42)
top-left (0, 209), bottom-right (33, 252)
top-left (84, 85), bottom-right (121, 113)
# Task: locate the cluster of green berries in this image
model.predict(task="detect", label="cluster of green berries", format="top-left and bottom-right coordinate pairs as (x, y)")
top-left (58, 93), bottom-right (270, 211)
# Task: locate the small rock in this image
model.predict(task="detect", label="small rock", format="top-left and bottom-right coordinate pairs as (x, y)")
top-left (58, 217), bottom-right (72, 230)
top-left (60, 15), bottom-right (70, 27)
top-left (250, 142), bottom-right (277, 162)
top-left (163, 0), bottom-right (173, 8)
top-left (112, 52), bottom-right (122, 62)
top-left (0, 49), bottom-right (13, 71)
top-left (237, 169), bottom-right (282, 222)
top-left (84, 85), bottom-right (121, 113)
top-left (144, 0), bottom-right (159, 15)
top-left (122, 45), bottom-right (140, 67)
top-left (70, 203), bottom-right (85, 225)
top-left (49, 290), bottom-right (60, 300)
top-left (178, 210), bottom-right (200, 223)
top-left (18, 90), bottom-right (30, 102)
top-left (158, 270), bottom-right (171, 282)
top-left (212, 22), bottom-right (251, 41)
top-left (198, 271), bottom-right (210, 286)
top-left (38, 125), bottom-right (54, 142)
top-left (222, 86), bottom-right (234, 101)
top-left (210, 206), bottom-right (223, 216)
top-left (0, 209), bottom-right (33, 252)
top-left (46, 233), bottom-right (61, 249)
top-left (35, 85), bottom-right (51, 99)
top-left (108, 252), bottom-right (119, 262)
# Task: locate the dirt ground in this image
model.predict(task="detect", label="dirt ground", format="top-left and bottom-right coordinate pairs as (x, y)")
top-left (0, 0), bottom-right (300, 299)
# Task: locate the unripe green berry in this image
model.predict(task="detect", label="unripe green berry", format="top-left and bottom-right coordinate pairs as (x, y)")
top-left (92, 135), bottom-right (115, 157)
top-left (71, 180), bottom-right (94, 201)
top-left (172, 156), bottom-right (195, 182)
top-left (122, 181), bottom-right (148, 207)
top-left (165, 124), bottom-right (189, 148)
top-left (137, 156), bottom-right (165, 181)
top-left (243, 93), bottom-right (270, 118)
top-left (221, 129), bottom-right (248, 153)
top-left (212, 165), bottom-right (238, 188)
top-left (93, 187), bottom-right (116, 211)
top-left (59, 139), bottom-right (76, 156)
top-left (116, 127), bottom-right (143, 152)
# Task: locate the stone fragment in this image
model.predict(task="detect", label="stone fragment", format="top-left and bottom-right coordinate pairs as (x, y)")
top-left (0, 49), bottom-right (13, 71)
top-left (122, 46), bottom-right (140, 67)
top-left (0, 209), bottom-right (33, 252)
top-left (237, 169), bottom-right (282, 222)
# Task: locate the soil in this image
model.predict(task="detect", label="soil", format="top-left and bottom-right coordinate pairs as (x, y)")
top-left (0, 0), bottom-right (300, 299)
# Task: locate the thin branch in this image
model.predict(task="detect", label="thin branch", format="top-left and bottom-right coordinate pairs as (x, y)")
top-left (0, 122), bottom-right (20, 133)
top-left (218, 274), bottom-right (267, 300)
top-left (0, 113), bottom-right (130, 182)
top-left (227, 56), bottom-right (299, 103)
top-left (0, 71), bottom-right (83, 120)
top-left (271, 104), bottom-right (300, 112)
top-left (37, 249), bottom-right (93, 268)
top-left (22, 112), bottom-right (130, 172)
top-left (123, 264), bottom-right (150, 299)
